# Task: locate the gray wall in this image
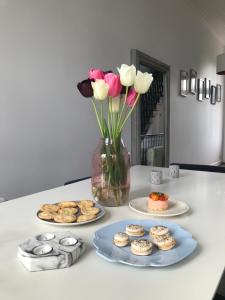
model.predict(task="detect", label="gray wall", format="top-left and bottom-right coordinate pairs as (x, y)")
top-left (0, 0), bottom-right (224, 199)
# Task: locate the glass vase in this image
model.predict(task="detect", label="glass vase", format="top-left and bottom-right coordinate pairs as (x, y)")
top-left (91, 136), bottom-right (130, 206)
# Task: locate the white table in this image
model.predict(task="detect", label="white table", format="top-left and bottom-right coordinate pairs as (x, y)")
top-left (1, 165), bottom-right (225, 300)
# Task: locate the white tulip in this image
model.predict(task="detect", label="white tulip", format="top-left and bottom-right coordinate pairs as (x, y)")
top-left (117, 64), bottom-right (136, 87)
top-left (109, 97), bottom-right (120, 113)
top-left (91, 79), bottom-right (109, 100)
top-left (134, 71), bottom-right (153, 94)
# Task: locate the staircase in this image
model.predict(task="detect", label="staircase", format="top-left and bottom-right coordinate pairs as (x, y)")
top-left (140, 72), bottom-right (164, 135)
top-left (140, 72), bottom-right (164, 165)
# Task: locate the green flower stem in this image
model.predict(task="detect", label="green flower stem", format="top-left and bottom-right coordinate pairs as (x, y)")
top-left (117, 87), bottom-right (128, 133)
top-left (92, 99), bottom-right (104, 137)
top-left (119, 94), bottom-right (140, 131)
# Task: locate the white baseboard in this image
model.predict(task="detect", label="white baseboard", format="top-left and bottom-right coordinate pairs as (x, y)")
top-left (210, 160), bottom-right (223, 166)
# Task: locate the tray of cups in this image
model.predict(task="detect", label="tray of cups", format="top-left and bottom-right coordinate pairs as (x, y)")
top-left (17, 231), bottom-right (85, 271)
top-left (36, 200), bottom-right (105, 226)
top-left (93, 219), bottom-right (197, 267)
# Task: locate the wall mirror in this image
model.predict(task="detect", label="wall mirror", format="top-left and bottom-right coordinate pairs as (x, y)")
top-left (180, 70), bottom-right (189, 96)
top-left (190, 69), bottom-right (197, 94)
top-left (197, 78), bottom-right (204, 101)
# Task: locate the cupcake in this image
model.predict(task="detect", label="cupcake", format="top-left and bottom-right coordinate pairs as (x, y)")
top-left (148, 192), bottom-right (169, 211)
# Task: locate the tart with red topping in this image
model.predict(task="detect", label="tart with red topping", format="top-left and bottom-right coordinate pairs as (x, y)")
top-left (148, 192), bottom-right (169, 211)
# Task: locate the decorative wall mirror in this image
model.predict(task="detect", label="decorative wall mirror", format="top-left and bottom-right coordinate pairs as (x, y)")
top-left (216, 84), bottom-right (222, 102)
top-left (180, 70), bottom-right (189, 97)
top-left (204, 78), bottom-right (211, 99)
top-left (210, 85), bottom-right (216, 105)
top-left (197, 78), bottom-right (204, 101)
top-left (189, 69), bottom-right (197, 94)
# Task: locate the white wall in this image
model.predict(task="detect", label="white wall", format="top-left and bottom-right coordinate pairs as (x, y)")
top-left (0, 0), bottom-right (224, 199)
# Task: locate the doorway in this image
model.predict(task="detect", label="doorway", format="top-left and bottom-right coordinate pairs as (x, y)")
top-left (130, 49), bottom-right (170, 167)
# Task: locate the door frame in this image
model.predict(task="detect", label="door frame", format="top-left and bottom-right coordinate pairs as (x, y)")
top-left (130, 49), bottom-right (170, 166)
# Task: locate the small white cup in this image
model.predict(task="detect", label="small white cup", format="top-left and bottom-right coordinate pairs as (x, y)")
top-left (151, 170), bottom-right (162, 185)
top-left (169, 164), bottom-right (180, 178)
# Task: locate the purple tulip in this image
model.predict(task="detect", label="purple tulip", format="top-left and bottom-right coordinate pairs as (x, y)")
top-left (77, 79), bottom-right (93, 98)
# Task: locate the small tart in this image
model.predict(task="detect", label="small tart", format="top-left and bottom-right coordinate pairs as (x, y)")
top-left (154, 235), bottom-right (176, 251)
top-left (131, 239), bottom-right (153, 256)
top-left (77, 214), bottom-right (96, 223)
top-left (58, 201), bottom-right (78, 208)
top-left (38, 211), bottom-right (55, 220)
top-left (58, 207), bottom-right (78, 215)
top-left (78, 200), bottom-right (95, 208)
top-left (150, 226), bottom-right (169, 238)
top-left (113, 232), bottom-right (129, 247)
top-left (54, 214), bottom-right (77, 223)
top-left (81, 206), bottom-right (100, 215)
top-left (40, 204), bottom-right (59, 213)
top-left (126, 224), bottom-right (145, 237)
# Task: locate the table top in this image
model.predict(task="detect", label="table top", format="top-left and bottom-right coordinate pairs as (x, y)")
top-left (1, 165), bottom-right (225, 300)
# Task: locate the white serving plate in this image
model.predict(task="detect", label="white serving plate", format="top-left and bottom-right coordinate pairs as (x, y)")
top-left (129, 197), bottom-right (189, 217)
top-left (36, 202), bottom-right (105, 226)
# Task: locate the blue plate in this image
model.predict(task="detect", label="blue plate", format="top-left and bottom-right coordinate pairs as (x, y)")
top-left (93, 219), bottom-right (197, 267)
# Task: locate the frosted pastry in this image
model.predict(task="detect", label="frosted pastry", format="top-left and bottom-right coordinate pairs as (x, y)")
top-left (153, 235), bottom-right (176, 251)
top-left (150, 225), bottom-right (169, 238)
top-left (131, 239), bottom-right (153, 256)
top-left (126, 224), bottom-right (145, 237)
top-left (113, 232), bottom-right (129, 247)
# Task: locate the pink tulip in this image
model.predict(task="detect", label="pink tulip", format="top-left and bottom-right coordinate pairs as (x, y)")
top-left (89, 68), bottom-right (105, 80)
top-left (126, 88), bottom-right (137, 107)
top-left (104, 73), bottom-right (122, 97)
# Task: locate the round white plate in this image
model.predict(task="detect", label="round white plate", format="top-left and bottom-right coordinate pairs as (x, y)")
top-left (36, 203), bottom-right (105, 226)
top-left (129, 197), bottom-right (189, 217)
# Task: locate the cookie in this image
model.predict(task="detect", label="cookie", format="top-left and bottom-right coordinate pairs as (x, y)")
top-left (154, 235), bottom-right (176, 251)
top-left (81, 206), bottom-right (100, 215)
top-left (40, 204), bottom-right (59, 213)
top-left (77, 214), bottom-right (96, 223)
top-left (58, 201), bottom-right (78, 208)
top-left (150, 226), bottom-right (169, 238)
top-left (53, 214), bottom-right (77, 223)
top-left (131, 239), bottom-right (153, 256)
top-left (58, 207), bottom-right (78, 215)
top-left (38, 211), bottom-right (55, 221)
top-left (126, 224), bottom-right (145, 237)
top-left (113, 232), bottom-right (129, 247)
top-left (78, 200), bottom-right (95, 208)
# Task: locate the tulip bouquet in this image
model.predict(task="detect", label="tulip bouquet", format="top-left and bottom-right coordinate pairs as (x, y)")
top-left (77, 64), bottom-right (153, 206)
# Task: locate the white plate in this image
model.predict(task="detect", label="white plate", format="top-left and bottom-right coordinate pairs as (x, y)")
top-left (129, 197), bottom-right (189, 217)
top-left (36, 203), bottom-right (105, 226)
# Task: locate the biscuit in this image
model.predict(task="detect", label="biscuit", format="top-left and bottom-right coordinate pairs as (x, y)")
top-left (131, 239), bottom-right (153, 256)
top-left (58, 207), bottom-right (78, 215)
top-left (38, 211), bottom-right (55, 221)
top-left (53, 214), bottom-right (77, 223)
top-left (40, 204), bottom-right (59, 213)
top-left (113, 232), bottom-right (129, 247)
top-left (126, 224), bottom-right (145, 237)
top-left (81, 206), bottom-right (100, 215)
top-left (77, 214), bottom-right (96, 223)
top-left (58, 201), bottom-right (78, 208)
top-left (78, 200), bottom-right (95, 208)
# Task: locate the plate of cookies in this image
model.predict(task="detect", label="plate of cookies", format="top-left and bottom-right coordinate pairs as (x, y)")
top-left (129, 192), bottom-right (190, 217)
top-left (37, 200), bottom-right (105, 226)
top-left (93, 219), bottom-right (197, 267)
